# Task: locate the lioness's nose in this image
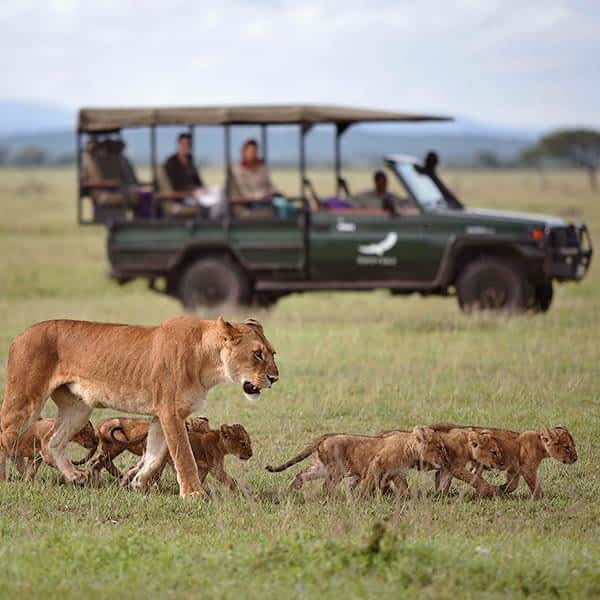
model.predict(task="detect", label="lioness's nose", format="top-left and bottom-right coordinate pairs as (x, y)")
top-left (267, 374), bottom-right (278, 385)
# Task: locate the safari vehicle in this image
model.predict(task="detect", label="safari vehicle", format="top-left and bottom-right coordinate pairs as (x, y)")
top-left (77, 105), bottom-right (592, 313)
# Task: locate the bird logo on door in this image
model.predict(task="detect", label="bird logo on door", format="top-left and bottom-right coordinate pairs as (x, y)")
top-left (358, 232), bottom-right (398, 257)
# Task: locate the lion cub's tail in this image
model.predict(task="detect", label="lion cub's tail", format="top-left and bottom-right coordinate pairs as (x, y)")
top-left (110, 425), bottom-right (148, 446)
top-left (265, 435), bottom-right (331, 473)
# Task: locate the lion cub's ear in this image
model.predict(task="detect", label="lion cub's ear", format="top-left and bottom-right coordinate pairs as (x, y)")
top-left (413, 426), bottom-right (433, 443)
top-left (467, 431), bottom-right (480, 448)
top-left (220, 424), bottom-right (231, 439)
top-left (413, 426), bottom-right (425, 442)
top-left (539, 426), bottom-right (552, 443)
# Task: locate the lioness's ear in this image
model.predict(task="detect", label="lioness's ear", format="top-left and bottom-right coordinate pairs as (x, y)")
top-left (217, 316), bottom-right (236, 342)
top-left (244, 317), bottom-right (264, 333)
top-left (539, 426), bottom-right (552, 443)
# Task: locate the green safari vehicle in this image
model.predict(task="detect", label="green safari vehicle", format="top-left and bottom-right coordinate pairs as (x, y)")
top-left (76, 105), bottom-right (592, 312)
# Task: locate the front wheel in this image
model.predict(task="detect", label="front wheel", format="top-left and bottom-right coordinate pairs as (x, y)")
top-left (456, 257), bottom-right (527, 313)
top-left (178, 257), bottom-right (250, 312)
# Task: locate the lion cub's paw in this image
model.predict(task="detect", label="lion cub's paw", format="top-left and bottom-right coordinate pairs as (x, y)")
top-left (181, 489), bottom-right (208, 500)
top-left (67, 470), bottom-right (89, 486)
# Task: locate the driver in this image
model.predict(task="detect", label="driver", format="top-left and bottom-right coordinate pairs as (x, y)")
top-left (354, 170), bottom-right (411, 214)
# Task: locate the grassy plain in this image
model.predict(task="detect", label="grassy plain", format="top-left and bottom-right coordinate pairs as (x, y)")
top-left (0, 167), bottom-right (599, 598)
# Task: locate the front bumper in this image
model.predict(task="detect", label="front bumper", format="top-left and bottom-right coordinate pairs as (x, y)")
top-left (545, 224), bottom-right (593, 281)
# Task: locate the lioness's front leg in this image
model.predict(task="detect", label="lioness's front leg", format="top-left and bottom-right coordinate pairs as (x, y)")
top-left (158, 413), bottom-right (203, 498)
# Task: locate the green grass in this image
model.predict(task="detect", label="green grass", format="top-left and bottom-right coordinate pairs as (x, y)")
top-left (1, 167), bottom-right (599, 599)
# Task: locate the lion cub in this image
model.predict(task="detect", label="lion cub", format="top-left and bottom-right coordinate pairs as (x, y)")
top-left (266, 427), bottom-right (447, 497)
top-left (430, 428), bottom-right (504, 497)
top-left (430, 424), bottom-right (577, 498)
top-left (159, 424), bottom-right (253, 491)
top-left (1, 418), bottom-right (97, 482)
top-left (91, 416), bottom-right (210, 481)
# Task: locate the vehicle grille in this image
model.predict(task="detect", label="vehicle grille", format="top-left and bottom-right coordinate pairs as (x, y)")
top-left (548, 225), bottom-right (579, 248)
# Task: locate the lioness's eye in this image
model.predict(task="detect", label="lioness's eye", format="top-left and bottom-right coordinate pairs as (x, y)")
top-left (254, 350), bottom-right (264, 361)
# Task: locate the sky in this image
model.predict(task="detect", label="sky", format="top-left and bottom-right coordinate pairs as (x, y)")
top-left (1, 0), bottom-right (599, 131)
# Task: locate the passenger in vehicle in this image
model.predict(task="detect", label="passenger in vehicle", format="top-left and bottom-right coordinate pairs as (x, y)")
top-left (164, 133), bottom-right (205, 195)
top-left (231, 139), bottom-right (277, 203)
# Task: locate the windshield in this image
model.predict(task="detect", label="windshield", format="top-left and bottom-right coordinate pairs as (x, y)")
top-left (395, 163), bottom-right (449, 211)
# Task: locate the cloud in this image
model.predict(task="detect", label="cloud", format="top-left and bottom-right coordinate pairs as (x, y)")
top-left (0, 0), bottom-right (598, 128)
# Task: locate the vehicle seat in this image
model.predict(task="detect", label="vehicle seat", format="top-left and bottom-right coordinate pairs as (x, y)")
top-left (81, 139), bottom-right (138, 222)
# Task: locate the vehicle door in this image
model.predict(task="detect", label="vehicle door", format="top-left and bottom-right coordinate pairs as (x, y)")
top-left (309, 210), bottom-right (439, 282)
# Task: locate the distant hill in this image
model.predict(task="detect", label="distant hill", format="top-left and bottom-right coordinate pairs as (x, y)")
top-left (0, 100), bottom-right (539, 166)
top-left (0, 99), bottom-right (75, 134)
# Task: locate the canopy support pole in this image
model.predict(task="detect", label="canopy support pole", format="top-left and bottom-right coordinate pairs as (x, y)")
top-left (299, 123), bottom-right (309, 199)
top-left (261, 124), bottom-right (267, 163)
top-left (335, 122), bottom-right (350, 197)
top-left (224, 124), bottom-right (231, 230)
top-left (150, 125), bottom-right (157, 218)
top-left (76, 131), bottom-right (82, 224)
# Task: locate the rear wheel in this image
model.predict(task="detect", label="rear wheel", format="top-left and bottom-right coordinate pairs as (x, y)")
top-left (178, 257), bottom-right (250, 312)
top-left (533, 281), bottom-right (553, 312)
top-left (456, 257), bottom-right (527, 313)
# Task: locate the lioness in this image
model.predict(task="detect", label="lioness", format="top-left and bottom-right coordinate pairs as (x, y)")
top-left (432, 423), bottom-right (577, 498)
top-left (4, 418), bottom-right (97, 482)
top-left (266, 427), bottom-right (447, 497)
top-left (0, 316), bottom-right (278, 498)
top-left (91, 416), bottom-right (211, 480)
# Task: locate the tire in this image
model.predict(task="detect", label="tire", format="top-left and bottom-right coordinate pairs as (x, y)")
top-left (533, 282), bottom-right (553, 312)
top-left (252, 292), bottom-right (280, 309)
top-left (456, 257), bottom-right (527, 313)
top-left (178, 257), bottom-right (250, 311)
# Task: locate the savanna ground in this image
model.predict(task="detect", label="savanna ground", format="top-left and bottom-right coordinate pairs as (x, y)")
top-left (0, 166), bottom-right (599, 599)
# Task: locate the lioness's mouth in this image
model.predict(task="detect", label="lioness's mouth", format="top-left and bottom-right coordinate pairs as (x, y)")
top-left (243, 381), bottom-right (261, 399)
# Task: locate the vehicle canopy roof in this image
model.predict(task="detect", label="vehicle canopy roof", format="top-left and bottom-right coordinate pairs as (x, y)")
top-left (78, 104), bottom-right (451, 133)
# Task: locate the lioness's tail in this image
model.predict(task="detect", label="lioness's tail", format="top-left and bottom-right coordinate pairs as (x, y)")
top-left (265, 435), bottom-right (331, 473)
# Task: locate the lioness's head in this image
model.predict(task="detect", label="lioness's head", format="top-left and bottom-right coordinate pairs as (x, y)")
top-left (540, 426), bottom-right (577, 464)
top-left (468, 430), bottom-right (503, 468)
top-left (217, 317), bottom-right (279, 401)
top-left (220, 424), bottom-right (253, 460)
top-left (413, 426), bottom-right (448, 469)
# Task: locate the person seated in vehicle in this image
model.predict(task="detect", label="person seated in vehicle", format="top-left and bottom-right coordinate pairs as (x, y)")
top-left (164, 133), bottom-right (205, 195)
top-left (81, 138), bottom-right (146, 213)
top-left (230, 139), bottom-right (283, 218)
top-left (352, 170), bottom-right (413, 214)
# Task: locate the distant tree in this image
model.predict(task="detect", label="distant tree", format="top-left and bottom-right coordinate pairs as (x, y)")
top-left (476, 150), bottom-right (501, 168)
top-left (53, 152), bottom-right (76, 165)
top-left (0, 145), bottom-right (9, 165)
top-left (525, 129), bottom-right (600, 190)
top-left (12, 146), bottom-right (48, 166)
